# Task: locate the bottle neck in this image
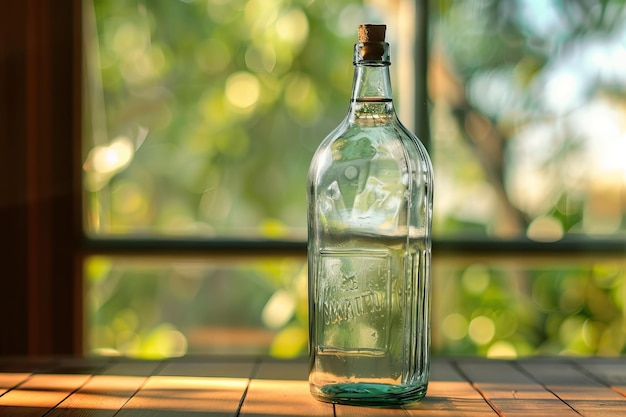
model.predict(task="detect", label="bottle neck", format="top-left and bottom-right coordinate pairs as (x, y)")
top-left (349, 42), bottom-right (394, 122)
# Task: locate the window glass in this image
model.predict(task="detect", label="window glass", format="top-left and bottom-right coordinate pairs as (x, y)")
top-left (87, 256), bottom-right (625, 357)
top-left (83, 0), bottom-right (391, 238)
top-left (84, 0), bottom-right (626, 240)
top-left (84, 0), bottom-right (626, 358)
top-left (433, 258), bottom-right (625, 357)
top-left (430, 0), bottom-right (626, 239)
top-left (86, 256), bottom-right (308, 357)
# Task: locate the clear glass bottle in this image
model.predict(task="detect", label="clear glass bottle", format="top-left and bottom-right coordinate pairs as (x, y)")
top-left (307, 24), bottom-right (433, 406)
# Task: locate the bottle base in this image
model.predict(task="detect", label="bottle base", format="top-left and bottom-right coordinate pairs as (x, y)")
top-left (311, 382), bottom-right (428, 407)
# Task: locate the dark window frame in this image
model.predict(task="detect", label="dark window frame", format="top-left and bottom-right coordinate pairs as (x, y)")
top-left (1, 0), bottom-right (83, 355)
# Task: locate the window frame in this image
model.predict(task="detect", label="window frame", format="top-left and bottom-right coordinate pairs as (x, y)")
top-left (1, 0), bottom-right (623, 356)
top-left (0, 0), bottom-right (83, 355)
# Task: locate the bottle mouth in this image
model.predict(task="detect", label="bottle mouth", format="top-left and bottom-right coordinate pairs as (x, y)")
top-left (354, 42), bottom-right (390, 65)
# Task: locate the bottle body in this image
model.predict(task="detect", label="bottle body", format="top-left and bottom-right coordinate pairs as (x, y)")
top-left (307, 46), bottom-right (433, 405)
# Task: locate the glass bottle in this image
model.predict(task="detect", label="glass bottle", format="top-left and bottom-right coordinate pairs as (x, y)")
top-left (307, 24), bottom-right (433, 406)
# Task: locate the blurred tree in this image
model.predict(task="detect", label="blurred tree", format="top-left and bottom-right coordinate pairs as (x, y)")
top-left (430, 0), bottom-right (626, 238)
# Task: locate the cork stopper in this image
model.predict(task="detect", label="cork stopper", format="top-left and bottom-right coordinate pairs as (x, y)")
top-left (358, 24), bottom-right (386, 42)
top-left (357, 24), bottom-right (386, 61)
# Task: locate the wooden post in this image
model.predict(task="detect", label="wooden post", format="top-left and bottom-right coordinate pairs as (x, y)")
top-left (0, 0), bottom-right (83, 355)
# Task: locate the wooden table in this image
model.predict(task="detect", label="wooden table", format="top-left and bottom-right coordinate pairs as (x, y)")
top-left (0, 356), bottom-right (624, 416)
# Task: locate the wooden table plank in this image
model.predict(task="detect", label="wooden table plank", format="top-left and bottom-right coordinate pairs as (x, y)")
top-left (575, 357), bottom-right (626, 397)
top-left (0, 356), bottom-right (57, 372)
top-left (46, 359), bottom-right (160, 417)
top-left (51, 357), bottom-right (112, 375)
top-left (0, 356), bottom-right (623, 416)
top-left (519, 358), bottom-right (626, 417)
top-left (0, 372), bottom-right (91, 416)
top-left (99, 360), bottom-right (161, 377)
top-left (0, 372), bottom-right (31, 396)
top-left (114, 359), bottom-right (255, 417)
top-left (455, 358), bottom-right (580, 417)
top-left (240, 358), bottom-right (334, 417)
top-left (0, 357), bottom-right (113, 416)
top-left (158, 358), bottom-right (256, 379)
top-left (404, 358), bottom-right (499, 417)
top-left (48, 375), bottom-right (151, 417)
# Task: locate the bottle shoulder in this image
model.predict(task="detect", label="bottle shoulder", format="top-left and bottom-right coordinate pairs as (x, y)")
top-left (312, 118), bottom-right (429, 166)
top-left (309, 126), bottom-right (432, 199)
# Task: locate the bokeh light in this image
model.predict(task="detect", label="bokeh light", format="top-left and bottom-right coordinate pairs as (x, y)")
top-left (225, 72), bottom-right (261, 109)
top-left (468, 316), bottom-right (495, 346)
top-left (442, 313), bottom-right (468, 341)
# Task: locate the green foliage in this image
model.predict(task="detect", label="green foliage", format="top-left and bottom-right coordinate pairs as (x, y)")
top-left (431, 0), bottom-right (626, 238)
top-left (85, 0), bottom-right (625, 358)
top-left (435, 261), bottom-right (625, 357)
top-left (87, 256), bottom-right (625, 358)
top-left (86, 0), bottom-right (367, 236)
